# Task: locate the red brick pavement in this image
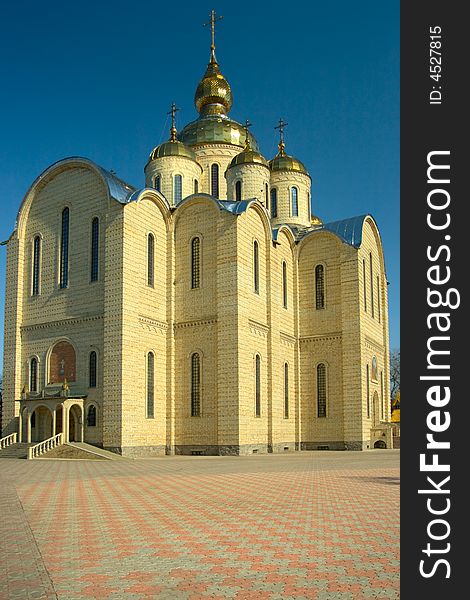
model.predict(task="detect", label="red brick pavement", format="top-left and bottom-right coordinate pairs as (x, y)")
top-left (0, 451), bottom-right (399, 599)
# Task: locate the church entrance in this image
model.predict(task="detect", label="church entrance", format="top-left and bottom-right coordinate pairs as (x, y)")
top-left (374, 440), bottom-right (387, 449)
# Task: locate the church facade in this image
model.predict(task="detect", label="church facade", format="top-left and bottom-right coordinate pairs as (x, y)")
top-left (1, 32), bottom-right (392, 456)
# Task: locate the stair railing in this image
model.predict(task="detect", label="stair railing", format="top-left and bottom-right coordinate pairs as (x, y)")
top-left (0, 433), bottom-right (18, 449)
top-left (28, 433), bottom-right (63, 459)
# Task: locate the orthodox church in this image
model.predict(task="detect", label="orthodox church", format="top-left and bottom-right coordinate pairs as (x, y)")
top-left (1, 14), bottom-right (392, 456)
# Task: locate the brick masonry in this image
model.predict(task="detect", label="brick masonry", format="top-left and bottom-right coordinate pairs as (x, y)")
top-left (2, 140), bottom-right (391, 455)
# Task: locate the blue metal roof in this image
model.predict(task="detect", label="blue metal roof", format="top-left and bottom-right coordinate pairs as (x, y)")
top-left (307, 215), bottom-right (368, 248)
top-left (94, 165), bottom-right (136, 204)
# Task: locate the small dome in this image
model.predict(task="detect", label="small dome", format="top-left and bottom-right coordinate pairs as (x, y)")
top-left (269, 153), bottom-right (309, 175)
top-left (195, 55), bottom-right (233, 117)
top-left (148, 140), bottom-right (197, 162)
top-left (228, 142), bottom-right (268, 169)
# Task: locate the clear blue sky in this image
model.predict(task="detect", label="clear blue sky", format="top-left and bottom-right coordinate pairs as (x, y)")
top-left (0, 0), bottom-right (399, 374)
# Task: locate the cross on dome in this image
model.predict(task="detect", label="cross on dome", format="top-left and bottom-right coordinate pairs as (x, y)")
top-left (204, 9), bottom-right (223, 62)
top-left (168, 102), bottom-right (180, 141)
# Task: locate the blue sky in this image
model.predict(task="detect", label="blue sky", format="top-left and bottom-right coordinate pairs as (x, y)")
top-left (0, 0), bottom-right (399, 373)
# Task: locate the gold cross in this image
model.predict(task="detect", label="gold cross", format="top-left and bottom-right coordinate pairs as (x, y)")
top-left (168, 102), bottom-right (180, 130)
top-left (275, 118), bottom-right (288, 143)
top-left (204, 9), bottom-right (223, 51)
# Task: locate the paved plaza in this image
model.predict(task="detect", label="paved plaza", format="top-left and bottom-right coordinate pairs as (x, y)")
top-left (0, 451), bottom-right (399, 600)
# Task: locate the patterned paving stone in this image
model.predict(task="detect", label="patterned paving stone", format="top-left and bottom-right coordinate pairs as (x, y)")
top-left (0, 451), bottom-right (399, 599)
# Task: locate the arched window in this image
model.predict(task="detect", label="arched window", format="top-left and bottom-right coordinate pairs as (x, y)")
top-left (194, 179), bottom-right (199, 194)
top-left (32, 235), bottom-right (41, 295)
top-left (90, 217), bottom-right (99, 282)
top-left (30, 358), bottom-right (38, 393)
top-left (366, 364), bottom-right (370, 418)
top-left (174, 174), bottom-right (183, 203)
top-left (235, 180), bottom-right (242, 201)
top-left (59, 207), bottom-right (69, 288)
top-left (147, 352), bottom-right (155, 418)
top-left (284, 363), bottom-right (289, 418)
top-left (377, 275), bottom-right (381, 323)
top-left (211, 164), bottom-right (219, 198)
top-left (155, 175), bottom-right (161, 192)
top-left (291, 187), bottom-right (298, 217)
top-left (253, 240), bottom-right (259, 294)
top-left (87, 405), bottom-right (97, 427)
top-left (380, 370), bottom-right (384, 420)
top-left (147, 234), bottom-right (155, 287)
top-left (191, 353), bottom-right (201, 416)
top-left (191, 237), bottom-right (201, 289)
top-left (363, 259), bottom-right (367, 311)
top-left (265, 183), bottom-right (269, 209)
top-left (317, 363), bottom-right (327, 418)
top-left (315, 265), bottom-right (325, 309)
top-left (282, 261), bottom-right (288, 308)
top-left (370, 253), bottom-right (375, 318)
top-left (271, 188), bottom-right (278, 218)
top-left (89, 351), bottom-right (97, 388)
top-left (255, 354), bottom-right (261, 417)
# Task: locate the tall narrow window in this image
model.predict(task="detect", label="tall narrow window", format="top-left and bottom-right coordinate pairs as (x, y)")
top-left (284, 363), bottom-right (289, 418)
top-left (59, 207), bottom-right (69, 289)
top-left (32, 235), bottom-right (41, 295)
top-left (315, 264), bottom-right (325, 309)
top-left (255, 355), bottom-right (261, 417)
top-left (363, 259), bottom-right (367, 311)
top-left (194, 179), bottom-right (199, 194)
top-left (147, 233), bottom-right (155, 287)
top-left (291, 187), bottom-right (298, 217)
top-left (253, 240), bottom-right (259, 294)
top-left (30, 358), bottom-right (38, 393)
top-left (147, 352), bottom-right (155, 418)
top-left (370, 253), bottom-right (375, 318)
top-left (271, 188), bottom-right (278, 218)
top-left (87, 405), bottom-right (97, 427)
top-left (211, 164), bottom-right (219, 198)
top-left (366, 364), bottom-right (370, 418)
top-left (191, 353), bottom-right (201, 416)
top-left (235, 180), bottom-right (242, 201)
top-left (91, 218), bottom-right (99, 282)
top-left (89, 351), bottom-right (97, 388)
top-left (282, 261), bottom-right (288, 308)
top-left (377, 275), bottom-right (381, 323)
top-left (380, 370), bottom-right (384, 420)
top-left (265, 183), bottom-right (269, 209)
top-left (174, 174), bottom-right (182, 203)
top-left (155, 175), bottom-right (161, 192)
top-left (317, 363), bottom-right (327, 417)
top-left (191, 237), bottom-right (201, 289)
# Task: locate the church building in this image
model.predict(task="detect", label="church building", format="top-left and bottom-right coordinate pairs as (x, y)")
top-left (1, 15), bottom-right (392, 456)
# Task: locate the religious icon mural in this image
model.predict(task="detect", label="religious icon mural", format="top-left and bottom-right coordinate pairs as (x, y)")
top-left (49, 341), bottom-right (76, 383)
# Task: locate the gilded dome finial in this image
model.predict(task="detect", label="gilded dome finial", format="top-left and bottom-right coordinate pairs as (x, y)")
top-left (243, 120), bottom-right (253, 150)
top-left (275, 118), bottom-right (288, 157)
top-left (168, 102), bottom-right (180, 142)
top-left (204, 9), bottom-right (223, 63)
top-left (195, 10), bottom-right (232, 116)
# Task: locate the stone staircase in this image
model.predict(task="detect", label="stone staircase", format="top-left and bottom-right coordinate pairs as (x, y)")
top-left (0, 443), bottom-right (34, 459)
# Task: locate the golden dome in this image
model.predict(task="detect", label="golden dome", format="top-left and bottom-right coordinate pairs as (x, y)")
top-left (228, 138), bottom-right (268, 168)
top-left (195, 54), bottom-right (233, 117)
top-left (269, 142), bottom-right (309, 176)
top-left (147, 104), bottom-right (197, 163)
top-left (178, 116), bottom-right (259, 150)
top-left (148, 140), bottom-right (196, 162)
